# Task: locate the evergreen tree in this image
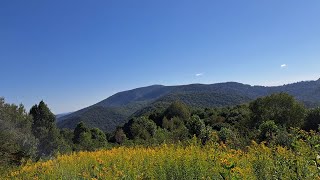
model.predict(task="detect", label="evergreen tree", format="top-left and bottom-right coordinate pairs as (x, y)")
top-left (73, 122), bottom-right (89, 144)
top-left (30, 101), bottom-right (68, 158)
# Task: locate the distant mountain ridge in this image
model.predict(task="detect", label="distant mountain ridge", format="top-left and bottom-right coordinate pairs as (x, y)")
top-left (55, 112), bottom-right (72, 121)
top-left (57, 79), bottom-right (320, 132)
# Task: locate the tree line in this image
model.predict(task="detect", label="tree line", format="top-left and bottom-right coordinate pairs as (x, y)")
top-left (1, 92), bottom-right (320, 168)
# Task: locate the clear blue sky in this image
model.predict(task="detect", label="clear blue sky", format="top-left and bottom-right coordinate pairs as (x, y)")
top-left (1, 0), bottom-right (320, 114)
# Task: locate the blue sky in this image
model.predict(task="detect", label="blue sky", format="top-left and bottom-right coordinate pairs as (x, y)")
top-left (1, 0), bottom-right (320, 114)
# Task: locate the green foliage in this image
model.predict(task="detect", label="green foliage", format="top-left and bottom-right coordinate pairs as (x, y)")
top-left (163, 101), bottom-right (190, 121)
top-left (186, 115), bottom-right (205, 137)
top-left (152, 128), bottom-right (171, 144)
top-left (58, 101), bottom-right (150, 133)
top-left (170, 124), bottom-right (189, 142)
top-left (218, 127), bottom-right (243, 148)
top-left (76, 132), bottom-right (93, 151)
top-left (161, 116), bottom-right (171, 130)
top-left (0, 98), bottom-right (38, 166)
top-left (58, 106), bottom-right (129, 133)
top-left (304, 107), bottom-right (320, 131)
top-left (258, 120), bottom-right (278, 142)
top-left (114, 128), bottom-right (127, 144)
top-left (30, 101), bottom-right (56, 135)
top-left (59, 80), bottom-right (320, 134)
top-left (73, 122), bottom-right (89, 144)
top-left (272, 126), bottom-right (292, 147)
top-left (250, 93), bottom-right (306, 128)
top-left (162, 116), bottom-right (184, 131)
top-left (60, 128), bottom-right (74, 148)
top-left (30, 101), bottom-right (69, 158)
top-left (73, 122), bottom-right (107, 151)
top-left (218, 127), bottom-right (234, 143)
top-left (198, 126), bottom-right (216, 145)
top-left (118, 93), bottom-right (310, 149)
top-left (155, 91), bottom-right (252, 109)
top-left (129, 117), bottom-right (157, 140)
top-left (4, 90), bottom-right (320, 178)
top-left (90, 128), bottom-right (107, 148)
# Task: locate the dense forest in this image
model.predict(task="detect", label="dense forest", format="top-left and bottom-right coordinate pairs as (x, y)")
top-left (58, 79), bottom-right (320, 133)
top-left (1, 93), bottom-right (320, 174)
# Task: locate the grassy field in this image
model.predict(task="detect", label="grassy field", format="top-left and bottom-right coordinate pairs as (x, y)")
top-left (5, 139), bottom-right (320, 180)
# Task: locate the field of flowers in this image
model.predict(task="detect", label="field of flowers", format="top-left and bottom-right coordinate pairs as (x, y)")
top-left (6, 139), bottom-right (320, 180)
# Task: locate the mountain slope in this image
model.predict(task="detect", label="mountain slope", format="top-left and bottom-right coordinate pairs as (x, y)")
top-left (57, 85), bottom-right (175, 132)
top-left (57, 79), bottom-right (320, 132)
top-left (55, 112), bottom-right (72, 121)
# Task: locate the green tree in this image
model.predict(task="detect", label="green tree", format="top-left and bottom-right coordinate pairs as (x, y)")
top-left (218, 127), bottom-right (234, 143)
top-left (258, 120), bottom-right (278, 142)
top-left (273, 126), bottom-right (292, 147)
top-left (153, 128), bottom-right (171, 144)
top-left (90, 128), bottom-right (107, 149)
top-left (304, 108), bottom-right (320, 131)
top-left (199, 126), bottom-right (216, 145)
top-left (0, 98), bottom-right (38, 165)
top-left (163, 101), bottom-right (190, 122)
top-left (73, 122), bottom-right (89, 144)
top-left (218, 127), bottom-right (242, 148)
top-left (130, 117), bottom-right (157, 140)
top-left (30, 101), bottom-right (68, 158)
top-left (171, 125), bottom-right (189, 142)
top-left (73, 122), bottom-right (94, 151)
top-left (75, 132), bottom-right (93, 151)
top-left (73, 122), bottom-right (107, 151)
top-left (162, 116), bottom-right (172, 130)
top-left (60, 128), bottom-right (74, 148)
top-left (249, 93), bottom-right (306, 128)
top-left (114, 128), bottom-right (127, 144)
top-left (186, 115), bottom-right (205, 137)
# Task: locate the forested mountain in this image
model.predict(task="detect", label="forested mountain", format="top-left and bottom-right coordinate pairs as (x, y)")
top-left (58, 79), bottom-right (320, 132)
top-left (55, 112), bottom-right (72, 121)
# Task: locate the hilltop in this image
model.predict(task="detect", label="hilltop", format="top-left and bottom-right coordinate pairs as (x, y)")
top-left (58, 79), bottom-right (320, 132)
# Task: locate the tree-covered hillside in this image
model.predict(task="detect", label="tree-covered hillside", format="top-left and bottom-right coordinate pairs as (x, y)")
top-left (58, 79), bottom-right (320, 132)
top-left (3, 92), bottom-right (320, 179)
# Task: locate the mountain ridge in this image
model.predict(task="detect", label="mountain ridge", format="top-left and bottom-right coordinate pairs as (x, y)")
top-left (57, 79), bottom-right (320, 132)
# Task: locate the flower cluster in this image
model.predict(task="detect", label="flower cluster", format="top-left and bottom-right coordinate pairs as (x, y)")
top-left (6, 141), bottom-right (320, 179)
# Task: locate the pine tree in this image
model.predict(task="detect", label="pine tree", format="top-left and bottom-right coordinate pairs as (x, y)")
top-left (30, 101), bottom-right (68, 158)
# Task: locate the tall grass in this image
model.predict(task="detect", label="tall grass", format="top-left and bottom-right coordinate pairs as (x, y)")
top-left (6, 139), bottom-right (320, 179)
